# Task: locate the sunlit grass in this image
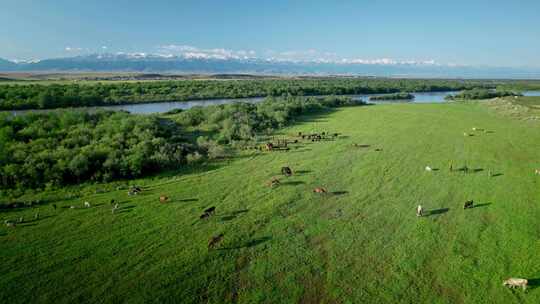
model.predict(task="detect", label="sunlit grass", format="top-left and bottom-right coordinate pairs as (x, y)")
top-left (1, 102), bottom-right (540, 303)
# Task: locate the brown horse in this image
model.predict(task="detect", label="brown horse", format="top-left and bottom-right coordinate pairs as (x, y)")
top-left (208, 233), bottom-right (224, 249)
top-left (313, 187), bottom-right (327, 194)
top-left (159, 195), bottom-right (169, 203)
top-left (268, 177), bottom-right (281, 188)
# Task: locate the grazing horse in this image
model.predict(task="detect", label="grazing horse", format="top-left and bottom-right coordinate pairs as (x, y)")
top-left (84, 201), bottom-right (91, 208)
top-left (503, 278), bottom-right (528, 291)
top-left (313, 187), bottom-right (327, 194)
top-left (416, 205), bottom-right (424, 217)
top-left (208, 233), bottom-right (224, 249)
top-left (265, 143), bottom-right (274, 151)
top-left (535, 169), bottom-right (540, 175)
top-left (268, 177), bottom-right (280, 188)
top-left (200, 207), bottom-right (216, 220)
top-left (204, 206), bottom-right (216, 215)
top-left (159, 195), bottom-right (169, 203)
top-left (463, 200), bottom-right (474, 209)
top-left (281, 166), bottom-right (293, 176)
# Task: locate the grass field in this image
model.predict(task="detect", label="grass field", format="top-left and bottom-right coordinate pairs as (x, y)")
top-left (1, 100), bottom-right (540, 303)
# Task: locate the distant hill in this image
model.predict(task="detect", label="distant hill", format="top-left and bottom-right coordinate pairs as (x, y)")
top-left (1, 54), bottom-right (540, 79)
top-left (0, 58), bottom-right (17, 71)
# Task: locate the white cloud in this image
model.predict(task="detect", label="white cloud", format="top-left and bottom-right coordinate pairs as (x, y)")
top-left (262, 49), bottom-right (439, 66)
top-left (156, 44), bottom-right (257, 60)
top-left (65, 46), bottom-right (83, 52)
top-left (108, 44), bottom-right (447, 66)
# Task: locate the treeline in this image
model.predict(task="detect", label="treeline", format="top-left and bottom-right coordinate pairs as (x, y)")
top-left (0, 78), bottom-right (491, 110)
top-left (0, 111), bottom-right (197, 190)
top-left (172, 95), bottom-right (361, 144)
top-left (0, 96), bottom-right (360, 190)
top-left (369, 92), bottom-right (414, 101)
top-left (445, 89), bottom-right (522, 100)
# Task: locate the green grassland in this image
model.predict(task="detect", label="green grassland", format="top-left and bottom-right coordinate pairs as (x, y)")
top-left (1, 100), bottom-right (540, 303)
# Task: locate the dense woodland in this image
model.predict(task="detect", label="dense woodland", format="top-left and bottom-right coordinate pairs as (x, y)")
top-left (445, 89), bottom-right (522, 100)
top-left (0, 96), bottom-right (359, 191)
top-left (0, 78), bottom-right (490, 110)
top-left (369, 92), bottom-right (415, 101)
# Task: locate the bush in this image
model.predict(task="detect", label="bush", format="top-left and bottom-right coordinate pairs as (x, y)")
top-left (186, 152), bottom-right (204, 164)
top-left (0, 111), bottom-right (197, 189)
top-left (175, 96), bottom-right (364, 143)
top-left (369, 93), bottom-right (415, 101)
top-left (445, 89), bottom-right (523, 100)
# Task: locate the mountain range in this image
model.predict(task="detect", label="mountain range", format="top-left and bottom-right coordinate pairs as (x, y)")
top-left (1, 53), bottom-right (539, 79)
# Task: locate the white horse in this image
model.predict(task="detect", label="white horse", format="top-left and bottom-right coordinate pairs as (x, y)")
top-left (416, 205), bottom-right (424, 217)
top-left (503, 278), bottom-right (528, 291)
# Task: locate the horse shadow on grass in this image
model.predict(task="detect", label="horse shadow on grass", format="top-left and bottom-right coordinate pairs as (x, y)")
top-left (18, 223), bottom-right (38, 227)
top-left (0, 198), bottom-right (56, 213)
top-left (218, 236), bottom-right (272, 250)
top-left (116, 205), bottom-right (136, 213)
top-left (472, 203), bottom-right (491, 209)
top-left (29, 214), bottom-right (56, 223)
top-left (491, 173), bottom-right (504, 177)
top-left (178, 198), bottom-right (198, 203)
top-left (220, 209), bottom-right (249, 222)
top-left (288, 148), bottom-right (312, 153)
top-left (281, 181), bottom-right (305, 187)
top-left (426, 208), bottom-right (450, 217)
top-left (331, 191), bottom-right (349, 196)
top-left (527, 278), bottom-right (540, 290)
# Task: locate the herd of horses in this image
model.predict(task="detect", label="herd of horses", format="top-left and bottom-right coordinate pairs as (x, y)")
top-left (3, 124), bottom-right (538, 292)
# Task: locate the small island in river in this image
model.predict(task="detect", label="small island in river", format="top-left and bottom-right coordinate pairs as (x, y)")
top-left (369, 92), bottom-right (415, 101)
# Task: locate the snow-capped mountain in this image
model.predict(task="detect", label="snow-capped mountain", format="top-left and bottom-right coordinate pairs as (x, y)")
top-left (1, 54), bottom-right (539, 79)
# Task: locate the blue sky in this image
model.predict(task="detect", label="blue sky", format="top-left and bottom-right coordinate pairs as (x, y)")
top-left (1, 0), bottom-right (539, 67)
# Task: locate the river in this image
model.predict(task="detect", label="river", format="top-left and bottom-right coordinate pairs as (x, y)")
top-left (8, 91), bottom-right (540, 115)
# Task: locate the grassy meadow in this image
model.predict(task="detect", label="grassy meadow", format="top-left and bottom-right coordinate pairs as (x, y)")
top-left (1, 99), bottom-right (540, 303)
